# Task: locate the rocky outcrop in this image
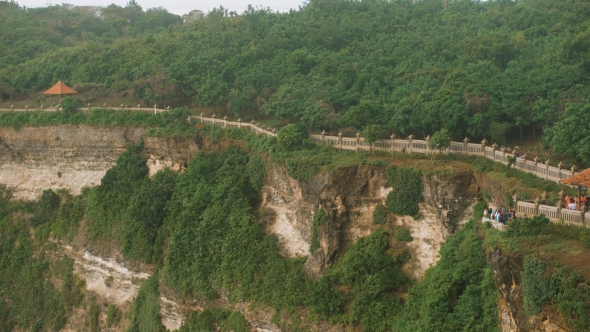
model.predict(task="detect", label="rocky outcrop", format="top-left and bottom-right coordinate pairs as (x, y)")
top-left (489, 247), bottom-right (568, 332)
top-left (261, 164), bottom-right (480, 279)
top-left (0, 125), bottom-right (239, 199)
top-left (0, 125), bottom-right (145, 199)
top-left (489, 248), bottom-right (526, 331)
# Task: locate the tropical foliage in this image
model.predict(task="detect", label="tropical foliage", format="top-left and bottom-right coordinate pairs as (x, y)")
top-left (4, 0), bottom-right (590, 165)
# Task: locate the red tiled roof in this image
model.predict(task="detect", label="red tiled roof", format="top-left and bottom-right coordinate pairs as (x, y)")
top-left (42, 81), bottom-right (77, 95)
top-left (561, 168), bottom-right (590, 187)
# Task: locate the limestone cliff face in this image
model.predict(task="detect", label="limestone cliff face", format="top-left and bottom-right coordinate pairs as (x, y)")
top-left (0, 125), bottom-right (232, 199)
top-left (489, 248), bottom-right (568, 332)
top-left (261, 164), bottom-right (480, 279)
top-left (0, 125), bottom-right (144, 199)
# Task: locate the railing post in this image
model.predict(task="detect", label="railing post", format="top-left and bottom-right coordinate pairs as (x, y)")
top-left (463, 137), bottom-right (469, 154)
top-left (559, 189), bottom-right (565, 209)
top-left (87, 103), bottom-right (91, 113)
top-left (557, 161), bottom-right (563, 179)
top-left (120, 103), bottom-right (124, 111)
top-left (25, 104), bottom-right (29, 111)
top-left (223, 115), bottom-right (228, 128)
top-left (339, 132), bottom-right (343, 151)
top-left (512, 193), bottom-right (519, 209)
top-left (138, 104), bottom-right (141, 111)
top-left (408, 135), bottom-right (414, 153)
top-left (321, 130), bottom-right (326, 143)
top-left (546, 160), bottom-right (551, 180)
top-left (391, 133), bottom-right (395, 155)
top-left (200, 112), bottom-right (204, 123)
top-left (237, 118), bottom-right (242, 129)
top-left (491, 143), bottom-right (498, 160)
top-left (534, 197), bottom-right (540, 216)
top-left (481, 138), bottom-right (487, 155)
top-left (540, 191), bottom-right (549, 205)
top-left (41, 104), bottom-right (44, 111)
top-left (10, 104), bottom-right (13, 111)
top-left (571, 165), bottom-right (578, 177)
top-left (251, 119), bottom-right (256, 133)
top-left (211, 113), bottom-right (216, 126)
top-left (533, 156), bottom-right (538, 174)
top-left (355, 132), bottom-right (360, 153)
top-left (153, 104), bottom-right (158, 114)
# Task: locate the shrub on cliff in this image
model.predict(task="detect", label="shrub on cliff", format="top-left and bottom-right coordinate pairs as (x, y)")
top-left (310, 208), bottom-right (327, 253)
top-left (119, 168), bottom-right (177, 264)
top-left (30, 189), bottom-right (60, 226)
top-left (127, 272), bottom-right (166, 332)
top-left (60, 97), bottom-right (81, 114)
top-left (327, 228), bottom-right (409, 331)
top-left (386, 167), bottom-right (424, 217)
top-left (86, 141), bottom-right (148, 240)
top-left (372, 203), bottom-right (387, 224)
top-left (399, 216), bottom-right (498, 331)
top-left (278, 123), bottom-right (308, 151)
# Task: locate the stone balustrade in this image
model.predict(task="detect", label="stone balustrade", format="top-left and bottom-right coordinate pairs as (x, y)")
top-left (0, 107), bottom-right (583, 187)
top-left (189, 114), bottom-right (583, 185)
top-left (515, 199), bottom-right (589, 227)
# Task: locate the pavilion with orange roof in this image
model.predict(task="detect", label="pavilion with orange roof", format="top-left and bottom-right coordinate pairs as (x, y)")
top-left (43, 81), bottom-right (77, 102)
top-left (561, 168), bottom-right (590, 211)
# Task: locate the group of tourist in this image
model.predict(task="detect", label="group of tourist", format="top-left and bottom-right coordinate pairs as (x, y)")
top-left (484, 207), bottom-right (517, 224)
top-left (565, 194), bottom-right (588, 210)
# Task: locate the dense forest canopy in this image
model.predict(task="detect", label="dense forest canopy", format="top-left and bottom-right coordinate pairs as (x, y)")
top-left (1, 0), bottom-right (590, 162)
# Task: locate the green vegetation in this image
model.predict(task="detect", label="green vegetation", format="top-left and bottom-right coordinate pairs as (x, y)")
top-left (0, 107), bottom-right (193, 134)
top-left (278, 123), bottom-right (308, 151)
top-left (60, 96), bottom-right (80, 114)
top-left (386, 167), bottom-right (424, 217)
top-left (527, 259), bottom-right (590, 329)
top-left (310, 208), bottom-right (327, 253)
top-left (481, 214), bottom-right (590, 329)
top-left (395, 227), bottom-right (413, 242)
top-left (428, 129), bottom-right (451, 153)
top-left (86, 141), bottom-right (148, 240)
top-left (79, 143), bottom-right (503, 330)
top-left (0, 188), bottom-right (85, 331)
top-left (106, 304), bottom-right (122, 328)
top-left (400, 202), bottom-right (499, 331)
top-left (119, 168), bottom-right (177, 263)
top-left (4, 0), bottom-right (590, 162)
top-left (127, 272), bottom-right (166, 332)
top-left (88, 296), bottom-right (100, 332)
top-left (372, 203), bottom-right (387, 225)
top-left (328, 229), bottom-right (408, 330)
top-left (545, 102), bottom-right (590, 165)
top-left (179, 308), bottom-right (250, 332)
top-left (283, 153), bottom-right (330, 181)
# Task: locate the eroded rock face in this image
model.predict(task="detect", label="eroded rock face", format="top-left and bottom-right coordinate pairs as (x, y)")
top-left (489, 247), bottom-right (569, 332)
top-left (0, 125), bottom-right (227, 199)
top-left (62, 245), bottom-right (152, 307)
top-left (0, 125), bottom-right (146, 199)
top-left (489, 247), bottom-right (526, 331)
top-left (261, 164), bottom-right (480, 280)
